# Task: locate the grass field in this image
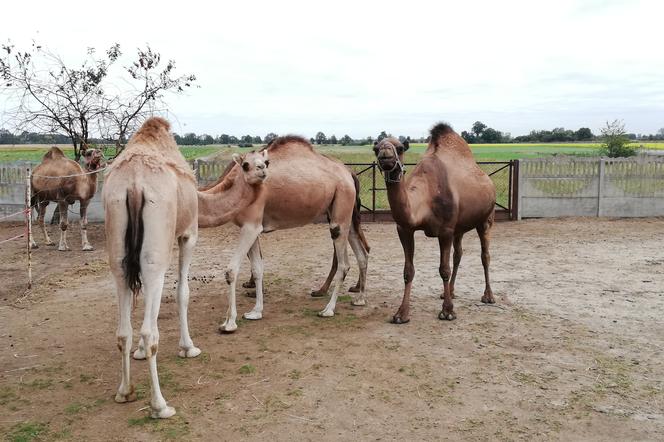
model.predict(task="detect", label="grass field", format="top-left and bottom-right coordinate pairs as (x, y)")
top-left (1, 142), bottom-right (663, 164)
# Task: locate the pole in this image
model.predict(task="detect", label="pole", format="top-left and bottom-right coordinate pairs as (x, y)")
top-left (25, 168), bottom-right (32, 289)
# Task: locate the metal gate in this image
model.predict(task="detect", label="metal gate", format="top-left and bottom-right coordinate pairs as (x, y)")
top-left (345, 160), bottom-right (517, 222)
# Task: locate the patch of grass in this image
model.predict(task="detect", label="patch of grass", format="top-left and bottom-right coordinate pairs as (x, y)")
top-left (23, 378), bottom-right (53, 390)
top-left (78, 373), bottom-right (94, 384)
top-left (126, 414), bottom-right (191, 439)
top-left (7, 421), bottom-right (49, 442)
top-left (64, 402), bottom-right (84, 415)
top-left (288, 369), bottom-right (302, 380)
top-left (0, 386), bottom-right (17, 405)
top-left (239, 364), bottom-right (256, 375)
top-left (337, 295), bottom-right (352, 303)
top-left (286, 388), bottom-right (303, 397)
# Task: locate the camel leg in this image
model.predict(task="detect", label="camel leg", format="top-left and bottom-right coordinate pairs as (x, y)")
top-left (242, 239), bottom-right (260, 289)
top-left (221, 223), bottom-right (263, 333)
top-left (57, 200), bottom-right (70, 251)
top-left (113, 272), bottom-right (136, 404)
top-left (444, 234), bottom-right (463, 299)
top-left (140, 268), bottom-right (175, 418)
top-left (80, 200), bottom-right (94, 251)
top-left (347, 228), bottom-right (368, 306)
top-left (176, 232), bottom-right (201, 358)
top-left (311, 247), bottom-right (336, 297)
top-left (243, 239), bottom-right (265, 320)
top-left (438, 232), bottom-right (456, 320)
top-left (478, 218), bottom-right (495, 304)
top-left (392, 225), bottom-right (414, 324)
top-left (39, 202), bottom-right (54, 246)
top-left (318, 223), bottom-right (350, 317)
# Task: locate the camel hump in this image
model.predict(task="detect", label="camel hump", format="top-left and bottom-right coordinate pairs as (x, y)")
top-left (43, 146), bottom-right (66, 161)
top-left (130, 117), bottom-right (173, 146)
top-left (266, 135), bottom-right (313, 152)
top-left (429, 122), bottom-right (455, 141)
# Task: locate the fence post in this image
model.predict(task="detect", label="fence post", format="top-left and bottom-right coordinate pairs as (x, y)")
top-left (372, 162), bottom-right (376, 222)
top-left (25, 168), bottom-right (32, 289)
top-left (597, 158), bottom-right (605, 217)
top-left (516, 160), bottom-right (523, 220)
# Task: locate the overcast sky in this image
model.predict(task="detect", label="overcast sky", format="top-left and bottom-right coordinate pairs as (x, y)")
top-left (2, 0), bottom-right (663, 138)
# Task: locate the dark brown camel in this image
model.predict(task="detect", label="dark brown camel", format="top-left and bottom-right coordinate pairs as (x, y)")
top-left (373, 123), bottom-right (496, 323)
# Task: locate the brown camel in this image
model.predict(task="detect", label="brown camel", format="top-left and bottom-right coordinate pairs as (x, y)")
top-left (104, 117), bottom-right (268, 418)
top-left (373, 123), bottom-right (496, 323)
top-left (198, 135), bottom-right (370, 333)
top-left (30, 146), bottom-right (104, 251)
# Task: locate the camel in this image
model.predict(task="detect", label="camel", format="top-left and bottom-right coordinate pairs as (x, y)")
top-left (373, 123), bottom-right (496, 324)
top-left (198, 135), bottom-right (370, 333)
top-left (104, 117), bottom-right (268, 419)
top-left (30, 146), bottom-right (104, 251)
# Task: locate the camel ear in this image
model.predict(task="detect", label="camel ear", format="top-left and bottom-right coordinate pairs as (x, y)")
top-left (232, 153), bottom-right (243, 166)
top-left (403, 140), bottom-right (410, 151)
top-left (373, 141), bottom-right (378, 146)
top-left (261, 149), bottom-right (268, 162)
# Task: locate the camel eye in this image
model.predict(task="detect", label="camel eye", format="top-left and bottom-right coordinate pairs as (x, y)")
top-left (242, 162), bottom-right (250, 172)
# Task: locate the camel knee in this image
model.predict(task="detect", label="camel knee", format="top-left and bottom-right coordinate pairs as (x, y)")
top-left (329, 225), bottom-right (341, 240)
top-left (439, 266), bottom-right (451, 282)
top-left (117, 335), bottom-right (129, 353)
top-left (140, 331), bottom-right (159, 357)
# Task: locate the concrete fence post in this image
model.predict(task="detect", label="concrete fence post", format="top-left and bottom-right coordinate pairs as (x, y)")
top-left (517, 159), bottom-right (523, 220)
top-left (597, 158), bottom-right (605, 217)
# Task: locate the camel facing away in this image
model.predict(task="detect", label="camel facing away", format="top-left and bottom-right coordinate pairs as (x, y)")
top-left (30, 147), bottom-right (104, 251)
top-left (198, 135), bottom-right (370, 333)
top-left (373, 123), bottom-right (496, 323)
top-left (104, 117), bottom-right (268, 419)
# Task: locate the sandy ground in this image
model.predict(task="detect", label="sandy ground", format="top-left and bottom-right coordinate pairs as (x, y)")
top-left (0, 218), bottom-right (663, 441)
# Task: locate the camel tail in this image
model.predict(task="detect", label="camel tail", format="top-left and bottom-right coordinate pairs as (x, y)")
top-left (122, 187), bottom-right (145, 301)
top-left (351, 172), bottom-right (370, 253)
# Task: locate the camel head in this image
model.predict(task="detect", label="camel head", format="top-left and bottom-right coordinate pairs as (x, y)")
top-left (232, 149), bottom-right (269, 185)
top-left (81, 148), bottom-right (106, 172)
top-left (373, 137), bottom-right (409, 183)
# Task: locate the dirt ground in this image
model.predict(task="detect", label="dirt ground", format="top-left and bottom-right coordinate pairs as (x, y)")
top-left (1, 217), bottom-right (663, 441)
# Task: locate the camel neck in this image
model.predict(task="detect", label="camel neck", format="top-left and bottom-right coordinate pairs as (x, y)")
top-left (197, 175), bottom-right (257, 228)
top-left (385, 179), bottom-right (416, 227)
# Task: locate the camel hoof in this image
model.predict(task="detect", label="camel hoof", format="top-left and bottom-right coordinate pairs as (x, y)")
top-left (351, 298), bottom-right (366, 307)
top-left (82, 244), bottom-right (94, 251)
top-left (242, 280), bottom-right (256, 289)
top-left (243, 311), bottom-right (262, 320)
top-left (310, 290), bottom-right (327, 298)
top-left (438, 310), bottom-right (457, 321)
top-left (219, 321), bottom-right (237, 333)
top-left (45, 241), bottom-right (55, 246)
top-left (178, 346), bottom-right (201, 358)
top-left (481, 295), bottom-right (495, 304)
top-left (57, 245), bottom-right (69, 252)
top-left (114, 389), bottom-right (137, 403)
top-left (391, 315), bottom-right (410, 324)
top-left (151, 405), bottom-right (176, 419)
top-left (30, 243), bottom-right (39, 250)
top-left (348, 286), bottom-right (361, 293)
top-left (318, 309), bottom-right (334, 318)
top-left (132, 348), bottom-right (147, 360)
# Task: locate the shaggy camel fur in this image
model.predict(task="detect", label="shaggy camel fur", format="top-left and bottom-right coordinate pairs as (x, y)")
top-left (373, 123), bottom-right (496, 323)
top-left (199, 135), bottom-right (369, 333)
top-left (104, 117), bottom-right (268, 418)
top-left (30, 147), bottom-right (104, 251)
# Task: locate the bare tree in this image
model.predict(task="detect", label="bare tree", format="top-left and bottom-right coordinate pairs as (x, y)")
top-left (1, 42), bottom-right (120, 159)
top-left (1, 42), bottom-right (197, 159)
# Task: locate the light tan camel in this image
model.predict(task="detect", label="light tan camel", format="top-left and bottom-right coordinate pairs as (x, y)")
top-left (373, 123), bottom-right (496, 323)
top-left (104, 117), bottom-right (268, 419)
top-left (198, 135), bottom-right (370, 333)
top-left (30, 147), bottom-right (104, 251)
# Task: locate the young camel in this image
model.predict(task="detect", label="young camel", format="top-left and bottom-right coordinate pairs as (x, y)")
top-left (373, 123), bottom-right (496, 323)
top-left (198, 135), bottom-right (369, 333)
top-left (104, 117), bottom-right (268, 418)
top-left (30, 147), bottom-right (104, 251)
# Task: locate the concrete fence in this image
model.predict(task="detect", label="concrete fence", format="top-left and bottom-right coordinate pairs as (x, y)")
top-left (0, 159), bottom-right (231, 223)
top-left (518, 156), bottom-right (664, 218)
